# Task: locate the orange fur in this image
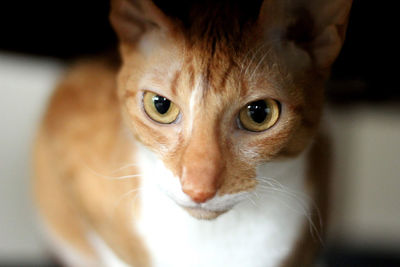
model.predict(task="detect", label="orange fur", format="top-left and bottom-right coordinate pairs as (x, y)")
top-left (34, 1), bottom-right (352, 266)
top-left (34, 58), bottom-right (150, 266)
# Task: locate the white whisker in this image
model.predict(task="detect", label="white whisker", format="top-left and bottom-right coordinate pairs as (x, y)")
top-left (245, 195), bottom-right (257, 208)
top-left (256, 177), bottom-right (323, 244)
top-left (249, 49), bottom-right (271, 81)
top-left (241, 38), bottom-right (282, 78)
top-left (253, 191), bottom-right (260, 200)
top-left (109, 174), bottom-right (143, 180)
top-left (242, 43), bottom-right (268, 76)
top-left (84, 164), bottom-right (143, 180)
top-left (109, 163), bottom-right (139, 174)
top-left (111, 187), bottom-right (143, 217)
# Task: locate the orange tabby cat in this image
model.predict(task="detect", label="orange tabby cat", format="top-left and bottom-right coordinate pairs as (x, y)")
top-left (33, 0), bottom-right (352, 266)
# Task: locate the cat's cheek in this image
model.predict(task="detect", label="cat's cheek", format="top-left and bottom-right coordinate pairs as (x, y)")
top-left (254, 147), bottom-right (310, 196)
top-left (135, 143), bottom-right (193, 205)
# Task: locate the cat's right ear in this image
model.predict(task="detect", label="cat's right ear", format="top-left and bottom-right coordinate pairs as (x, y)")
top-left (110, 0), bottom-right (174, 43)
top-left (258, 0), bottom-right (353, 70)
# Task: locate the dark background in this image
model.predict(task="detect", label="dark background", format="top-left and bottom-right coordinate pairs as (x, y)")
top-left (1, 0), bottom-right (399, 102)
top-left (0, 0), bottom-right (399, 266)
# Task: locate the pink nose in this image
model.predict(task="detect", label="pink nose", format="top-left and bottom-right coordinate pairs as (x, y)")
top-left (182, 183), bottom-right (216, 203)
top-left (180, 122), bottom-right (224, 204)
top-left (180, 160), bottom-right (222, 203)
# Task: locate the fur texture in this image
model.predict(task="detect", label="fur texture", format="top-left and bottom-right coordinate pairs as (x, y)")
top-left (33, 0), bottom-right (352, 266)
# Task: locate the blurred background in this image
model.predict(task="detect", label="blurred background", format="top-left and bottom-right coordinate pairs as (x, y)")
top-left (0, 0), bottom-right (399, 266)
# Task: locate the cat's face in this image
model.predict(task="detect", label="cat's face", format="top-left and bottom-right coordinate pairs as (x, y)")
top-left (111, 0), bottom-right (352, 219)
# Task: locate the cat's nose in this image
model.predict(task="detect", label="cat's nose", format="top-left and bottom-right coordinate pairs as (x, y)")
top-left (180, 128), bottom-right (224, 204)
top-left (181, 184), bottom-right (216, 203)
top-left (181, 162), bottom-right (222, 203)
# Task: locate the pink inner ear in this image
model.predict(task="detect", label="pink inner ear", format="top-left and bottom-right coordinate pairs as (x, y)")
top-left (309, 0), bottom-right (353, 68)
top-left (110, 0), bottom-right (175, 43)
top-left (257, 0), bottom-right (352, 70)
top-left (312, 25), bottom-right (343, 69)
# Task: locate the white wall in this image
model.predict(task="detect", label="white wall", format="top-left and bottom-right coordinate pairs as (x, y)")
top-left (0, 52), bottom-right (65, 263)
top-left (328, 104), bottom-right (400, 250)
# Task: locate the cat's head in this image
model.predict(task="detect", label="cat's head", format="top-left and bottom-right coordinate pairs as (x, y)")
top-left (110, 0), bottom-right (352, 219)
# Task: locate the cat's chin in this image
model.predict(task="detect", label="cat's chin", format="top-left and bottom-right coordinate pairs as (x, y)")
top-left (182, 207), bottom-right (228, 220)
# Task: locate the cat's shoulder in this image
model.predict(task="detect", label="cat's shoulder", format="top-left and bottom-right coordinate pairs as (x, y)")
top-left (40, 55), bottom-right (120, 139)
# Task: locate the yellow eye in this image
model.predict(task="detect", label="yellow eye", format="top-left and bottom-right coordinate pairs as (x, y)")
top-left (239, 99), bottom-right (280, 132)
top-left (143, 91), bottom-right (180, 124)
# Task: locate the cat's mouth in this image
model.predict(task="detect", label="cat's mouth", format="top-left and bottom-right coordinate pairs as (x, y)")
top-left (167, 191), bottom-right (248, 220)
top-left (175, 198), bottom-right (239, 220)
top-left (182, 206), bottom-right (228, 220)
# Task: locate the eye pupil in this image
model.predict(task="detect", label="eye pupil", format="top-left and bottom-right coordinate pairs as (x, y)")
top-left (153, 95), bottom-right (171, 114)
top-left (247, 100), bottom-right (269, 123)
top-left (239, 98), bottom-right (280, 132)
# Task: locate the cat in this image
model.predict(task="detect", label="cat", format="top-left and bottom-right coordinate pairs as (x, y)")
top-left (33, 0), bottom-right (352, 266)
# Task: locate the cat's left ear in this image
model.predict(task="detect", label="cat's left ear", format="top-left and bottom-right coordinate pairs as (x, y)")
top-left (260, 0), bottom-right (353, 69)
top-left (110, 0), bottom-right (175, 43)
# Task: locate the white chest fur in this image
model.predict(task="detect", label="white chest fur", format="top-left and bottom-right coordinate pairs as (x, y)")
top-left (135, 147), bottom-right (311, 267)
